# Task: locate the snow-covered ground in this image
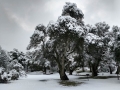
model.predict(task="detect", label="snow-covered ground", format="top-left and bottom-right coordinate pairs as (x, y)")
top-left (0, 72), bottom-right (120, 90)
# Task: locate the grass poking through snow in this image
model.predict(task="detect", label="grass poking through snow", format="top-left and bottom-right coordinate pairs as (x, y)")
top-left (58, 80), bottom-right (83, 86)
top-left (78, 76), bottom-right (117, 79)
top-left (39, 79), bottom-right (48, 82)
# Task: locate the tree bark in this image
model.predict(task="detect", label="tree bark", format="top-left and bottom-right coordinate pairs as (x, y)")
top-left (90, 66), bottom-right (92, 72)
top-left (81, 61), bottom-right (85, 72)
top-left (54, 49), bottom-right (69, 80)
top-left (88, 61), bottom-right (92, 72)
top-left (116, 65), bottom-right (119, 80)
top-left (43, 66), bottom-right (46, 74)
top-left (116, 66), bottom-right (119, 74)
top-left (109, 66), bottom-right (112, 74)
top-left (59, 70), bottom-right (69, 80)
top-left (82, 66), bottom-right (85, 72)
top-left (69, 69), bottom-right (73, 75)
top-left (92, 64), bottom-right (98, 77)
top-left (59, 54), bottom-right (69, 80)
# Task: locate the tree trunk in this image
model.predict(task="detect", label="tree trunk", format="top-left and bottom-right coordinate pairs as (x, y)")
top-left (69, 69), bottom-right (73, 75)
top-left (116, 66), bottom-right (119, 74)
top-left (92, 64), bottom-right (98, 77)
top-left (59, 70), bottom-right (69, 80)
top-left (116, 65), bottom-right (119, 80)
top-left (88, 62), bottom-right (92, 72)
top-left (0, 74), bottom-right (2, 83)
top-left (59, 55), bottom-right (69, 80)
top-left (82, 66), bottom-right (85, 72)
top-left (82, 61), bottom-right (85, 72)
top-left (43, 66), bottom-right (46, 74)
top-left (90, 66), bottom-right (92, 72)
top-left (109, 66), bottom-right (112, 74)
top-left (117, 74), bottom-right (119, 80)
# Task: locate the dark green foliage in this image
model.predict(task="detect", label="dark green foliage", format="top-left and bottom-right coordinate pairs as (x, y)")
top-left (0, 48), bottom-right (9, 68)
top-left (115, 45), bottom-right (120, 62)
top-left (62, 2), bottom-right (84, 20)
top-left (29, 63), bottom-right (43, 72)
top-left (0, 77), bottom-right (7, 83)
top-left (59, 80), bottom-right (83, 86)
top-left (11, 74), bottom-right (19, 80)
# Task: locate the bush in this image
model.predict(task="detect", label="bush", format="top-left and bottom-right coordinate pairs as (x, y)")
top-left (9, 69), bottom-right (19, 80)
top-left (0, 67), bottom-right (10, 83)
top-left (19, 70), bottom-right (27, 77)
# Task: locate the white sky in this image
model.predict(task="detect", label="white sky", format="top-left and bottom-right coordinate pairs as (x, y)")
top-left (0, 0), bottom-right (120, 52)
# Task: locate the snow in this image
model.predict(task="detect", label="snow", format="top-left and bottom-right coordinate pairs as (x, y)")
top-left (1, 72), bottom-right (7, 80)
top-left (57, 16), bottom-right (84, 33)
top-left (62, 2), bottom-right (84, 18)
top-left (85, 33), bottom-right (101, 44)
top-left (47, 15), bottom-right (85, 37)
top-left (1, 72), bottom-right (120, 90)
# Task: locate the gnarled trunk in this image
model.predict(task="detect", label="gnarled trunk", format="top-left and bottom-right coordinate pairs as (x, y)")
top-left (89, 62), bottom-right (92, 72)
top-left (109, 66), bottom-right (112, 74)
top-left (90, 66), bottom-right (92, 72)
top-left (57, 53), bottom-right (69, 80)
top-left (59, 70), bottom-right (69, 80)
top-left (69, 69), bottom-right (73, 75)
top-left (92, 64), bottom-right (98, 77)
top-left (82, 66), bottom-right (85, 72)
top-left (116, 65), bottom-right (119, 80)
top-left (116, 66), bottom-right (119, 74)
top-left (60, 55), bottom-right (69, 80)
top-left (88, 61), bottom-right (92, 72)
top-left (43, 66), bottom-right (46, 74)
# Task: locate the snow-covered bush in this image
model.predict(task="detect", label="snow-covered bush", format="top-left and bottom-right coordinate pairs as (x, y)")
top-left (8, 69), bottom-right (19, 80)
top-left (13, 61), bottom-right (23, 72)
top-left (8, 69), bottom-right (27, 80)
top-left (8, 59), bottom-right (24, 72)
top-left (0, 67), bottom-right (10, 83)
top-left (5, 59), bottom-right (26, 80)
top-left (19, 70), bottom-right (27, 77)
top-left (8, 49), bottom-right (27, 77)
top-left (0, 46), bottom-right (10, 69)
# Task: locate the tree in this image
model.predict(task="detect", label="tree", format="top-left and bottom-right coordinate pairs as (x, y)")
top-left (85, 22), bottom-right (110, 76)
top-left (0, 46), bottom-right (10, 70)
top-left (8, 49), bottom-right (27, 78)
top-left (110, 26), bottom-right (120, 76)
top-left (27, 24), bottom-right (48, 73)
top-left (46, 2), bottom-right (85, 80)
top-left (27, 2), bottom-right (85, 80)
top-left (27, 24), bottom-right (47, 50)
top-left (8, 49), bottom-right (27, 69)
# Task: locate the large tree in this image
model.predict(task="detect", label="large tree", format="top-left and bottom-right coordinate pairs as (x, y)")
top-left (85, 22), bottom-right (110, 76)
top-left (27, 2), bottom-right (85, 80)
top-left (113, 26), bottom-right (120, 74)
top-left (27, 24), bottom-right (51, 73)
top-left (45, 2), bottom-right (86, 80)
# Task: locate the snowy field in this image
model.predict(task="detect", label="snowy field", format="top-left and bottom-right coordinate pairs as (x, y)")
top-left (0, 72), bottom-right (120, 90)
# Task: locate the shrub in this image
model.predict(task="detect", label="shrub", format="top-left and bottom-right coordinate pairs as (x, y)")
top-left (9, 69), bottom-right (19, 80)
top-left (0, 67), bottom-right (10, 83)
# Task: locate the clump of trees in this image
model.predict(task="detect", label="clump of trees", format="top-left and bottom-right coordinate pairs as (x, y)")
top-left (27, 2), bottom-right (120, 80)
top-left (1, 2), bottom-right (120, 82)
top-left (0, 47), bottom-right (27, 83)
top-left (27, 2), bottom-right (85, 80)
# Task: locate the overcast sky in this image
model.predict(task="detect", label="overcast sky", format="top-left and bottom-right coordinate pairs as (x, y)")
top-left (0, 0), bottom-right (120, 52)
